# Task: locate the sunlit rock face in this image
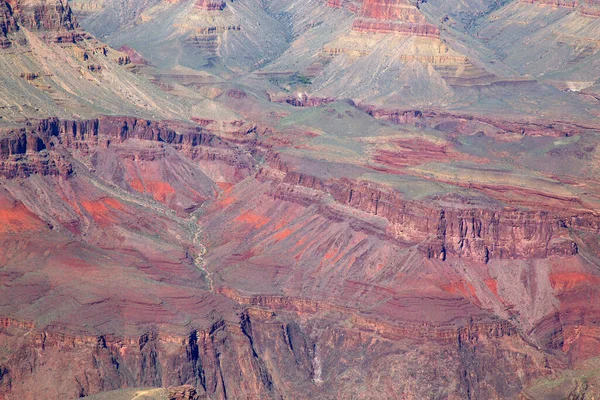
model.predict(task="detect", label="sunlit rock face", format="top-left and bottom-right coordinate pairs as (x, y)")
top-left (351, 0), bottom-right (440, 37)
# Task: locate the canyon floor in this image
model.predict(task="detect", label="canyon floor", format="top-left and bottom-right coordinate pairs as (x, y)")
top-left (1, 0), bottom-right (600, 399)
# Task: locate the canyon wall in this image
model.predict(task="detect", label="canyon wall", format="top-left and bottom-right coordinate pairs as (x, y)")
top-left (0, 316), bottom-right (283, 399)
top-left (265, 153), bottom-right (591, 262)
top-left (0, 115), bottom-right (597, 399)
top-left (1, 116), bottom-right (594, 263)
top-left (0, 0), bottom-right (82, 46)
top-left (351, 0), bottom-right (440, 37)
top-left (0, 117), bottom-right (239, 178)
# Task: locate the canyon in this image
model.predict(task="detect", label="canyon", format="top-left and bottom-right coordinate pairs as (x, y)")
top-left (0, 0), bottom-right (600, 399)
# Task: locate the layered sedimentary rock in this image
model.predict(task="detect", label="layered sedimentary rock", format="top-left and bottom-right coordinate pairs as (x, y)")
top-left (352, 0), bottom-right (440, 37)
top-left (0, 0), bottom-right (198, 122)
top-left (0, 0), bottom-right (84, 43)
top-left (0, 316), bottom-right (283, 399)
top-left (0, 111), bottom-right (599, 399)
top-left (7, 0), bottom-right (78, 31)
top-left (0, 0), bottom-right (16, 47)
top-left (264, 156), bottom-right (584, 262)
top-left (472, 0), bottom-right (600, 91)
top-left (312, 0), bottom-right (500, 104)
top-left (0, 0), bottom-right (17, 34)
top-left (1, 115), bottom-right (595, 264)
top-left (521, 0), bottom-right (577, 7)
top-left (0, 0), bottom-right (600, 398)
top-left (351, 19), bottom-right (439, 36)
top-left (75, 0), bottom-right (289, 74)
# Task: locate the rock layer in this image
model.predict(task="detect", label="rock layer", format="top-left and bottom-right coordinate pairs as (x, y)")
top-left (0, 114), bottom-right (599, 399)
top-left (352, 0), bottom-right (440, 36)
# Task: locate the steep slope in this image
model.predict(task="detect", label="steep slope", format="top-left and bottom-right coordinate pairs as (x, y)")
top-left (0, 0), bottom-right (212, 122)
top-left (72, 0), bottom-right (600, 121)
top-left (470, 0), bottom-right (600, 91)
top-left (76, 0), bottom-right (290, 75)
top-left (0, 117), bottom-right (271, 399)
top-left (256, 0), bottom-right (481, 107)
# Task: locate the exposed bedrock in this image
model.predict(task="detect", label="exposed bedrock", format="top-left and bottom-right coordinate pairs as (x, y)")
top-left (0, 0), bottom-right (84, 46)
top-left (0, 117), bottom-right (249, 178)
top-left (350, 0), bottom-right (441, 36)
top-left (358, 104), bottom-right (591, 137)
top-left (3, 0), bottom-right (78, 31)
top-left (0, 316), bottom-right (282, 399)
top-left (0, 116), bottom-right (598, 398)
top-left (0, 0), bottom-right (17, 35)
top-left (351, 18), bottom-right (440, 36)
top-left (265, 153), bottom-right (591, 262)
top-left (195, 0), bottom-right (226, 11)
top-left (0, 307), bottom-right (561, 400)
top-left (0, 116), bottom-right (595, 263)
top-left (360, 0), bottom-right (426, 21)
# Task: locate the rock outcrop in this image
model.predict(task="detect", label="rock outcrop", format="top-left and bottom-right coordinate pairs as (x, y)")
top-left (0, 316), bottom-right (280, 399)
top-left (0, 0), bottom-right (84, 44)
top-left (0, 0), bottom-right (17, 47)
top-left (264, 153), bottom-right (589, 262)
top-left (1, 0), bottom-right (600, 397)
top-left (195, 0), bottom-right (225, 10)
top-left (581, 0), bottom-right (600, 16)
top-left (7, 0), bottom-right (78, 32)
top-left (0, 116), bottom-right (594, 263)
top-left (352, 0), bottom-right (440, 37)
top-left (0, 0), bottom-right (17, 35)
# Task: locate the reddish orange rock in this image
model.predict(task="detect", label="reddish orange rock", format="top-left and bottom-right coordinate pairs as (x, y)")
top-left (360, 0), bottom-right (426, 22)
top-left (350, 0), bottom-right (440, 36)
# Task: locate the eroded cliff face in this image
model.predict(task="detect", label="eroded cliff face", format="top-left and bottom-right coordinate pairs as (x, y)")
top-left (7, 0), bottom-right (77, 31)
top-left (324, 0), bottom-right (442, 38)
top-left (352, 0), bottom-right (440, 37)
top-left (0, 305), bottom-right (565, 399)
top-left (0, 0), bottom-right (599, 395)
top-left (0, 116), bottom-right (595, 262)
top-left (0, 316), bottom-right (282, 399)
top-left (0, 0), bottom-right (16, 35)
top-left (0, 115), bottom-right (599, 399)
top-left (0, 0), bottom-right (16, 47)
top-left (0, 0), bottom-right (82, 44)
top-left (263, 153), bottom-right (590, 263)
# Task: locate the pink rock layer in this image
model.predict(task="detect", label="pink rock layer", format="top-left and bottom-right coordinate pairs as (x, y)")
top-left (335, 0), bottom-right (442, 36)
top-left (352, 18), bottom-right (440, 36)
